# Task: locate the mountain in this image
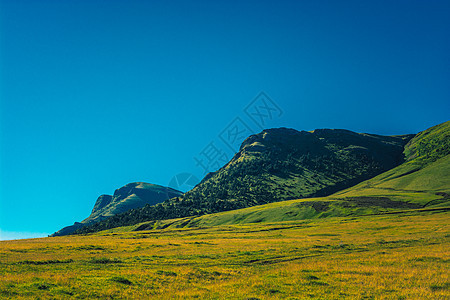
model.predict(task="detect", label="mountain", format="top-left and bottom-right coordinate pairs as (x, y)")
top-left (109, 121), bottom-right (450, 231)
top-left (50, 182), bottom-right (182, 236)
top-left (74, 127), bottom-right (414, 234)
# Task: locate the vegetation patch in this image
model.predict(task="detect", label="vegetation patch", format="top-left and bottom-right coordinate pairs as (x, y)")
top-left (376, 239), bottom-right (421, 248)
top-left (187, 269), bottom-right (222, 280)
top-left (111, 276), bottom-right (133, 285)
top-left (155, 270), bottom-right (177, 276)
top-left (190, 241), bottom-right (216, 245)
top-left (89, 257), bottom-right (122, 264)
top-left (308, 233), bottom-right (340, 236)
top-left (341, 197), bottom-right (422, 209)
top-left (35, 283), bottom-right (54, 290)
top-left (429, 282), bottom-right (450, 291)
top-left (410, 256), bottom-right (449, 263)
top-left (9, 249), bottom-right (28, 253)
top-left (74, 245), bottom-right (106, 251)
top-left (17, 259), bottom-right (73, 265)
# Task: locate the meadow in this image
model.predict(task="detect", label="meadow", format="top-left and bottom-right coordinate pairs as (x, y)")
top-left (0, 210), bottom-right (448, 299)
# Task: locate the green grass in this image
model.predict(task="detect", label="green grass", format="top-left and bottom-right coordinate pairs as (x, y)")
top-left (1, 210), bottom-right (448, 299)
top-left (403, 120), bottom-right (450, 164)
top-left (333, 123), bottom-right (450, 209)
top-left (338, 154), bottom-right (450, 197)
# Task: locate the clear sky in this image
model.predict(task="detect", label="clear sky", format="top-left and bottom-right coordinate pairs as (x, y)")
top-left (0, 0), bottom-right (449, 240)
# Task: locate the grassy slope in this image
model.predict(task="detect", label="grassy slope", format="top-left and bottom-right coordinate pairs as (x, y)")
top-left (334, 155), bottom-right (450, 204)
top-left (334, 120), bottom-right (450, 207)
top-left (1, 211), bottom-right (448, 299)
top-left (126, 121), bottom-right (449, 230)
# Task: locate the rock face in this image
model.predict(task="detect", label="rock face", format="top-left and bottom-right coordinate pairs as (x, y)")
top-left (188, 127), bottom-right (414, 205)
top-left (50, 182), bottom-right (182, 236)
top-left (91, 195), bottom-right (113, 215)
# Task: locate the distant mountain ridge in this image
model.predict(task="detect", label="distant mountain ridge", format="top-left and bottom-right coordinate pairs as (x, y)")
top-left (74, 127), bottom-right (414, 234)
top-left (50, 182), bottom-right (182, 236)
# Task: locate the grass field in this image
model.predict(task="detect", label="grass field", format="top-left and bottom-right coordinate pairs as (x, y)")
top-left (1, 210), bottom-right (448, 299)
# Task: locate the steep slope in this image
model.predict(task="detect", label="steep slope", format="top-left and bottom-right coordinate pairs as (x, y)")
top-left (334, 120), bottom-right (450, 204)
top-left (125, 121), bottom-right (449, 230)
top-left (51, 182), bottom-right (182, 236)
top-left (75, 128), bottom-right (413, 234)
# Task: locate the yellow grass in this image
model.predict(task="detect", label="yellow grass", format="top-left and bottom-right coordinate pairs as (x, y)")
top-left (0, 211), bottom-right (448, 299)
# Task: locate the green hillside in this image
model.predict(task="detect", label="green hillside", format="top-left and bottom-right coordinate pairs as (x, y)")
top-left (109, 121), bottom-right (449, 231)
top-left (335, 121), bottom-right (450, 203)
top-left (75, 128), bottom-right (412, 234)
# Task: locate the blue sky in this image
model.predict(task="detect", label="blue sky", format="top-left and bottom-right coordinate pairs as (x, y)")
top-left (0, 0), bottom-right (449, 240)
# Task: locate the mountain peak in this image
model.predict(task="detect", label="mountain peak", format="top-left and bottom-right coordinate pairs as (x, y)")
top-left (51, 182), bottom-right (182, 236)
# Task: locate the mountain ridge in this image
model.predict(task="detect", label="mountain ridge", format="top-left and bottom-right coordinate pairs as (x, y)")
top-left (111, 121), bottom-right (449, 231)
top-left (50, 182), bottom-right (182, 236)
top-left (74, 126), bottom-right (415, 234)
